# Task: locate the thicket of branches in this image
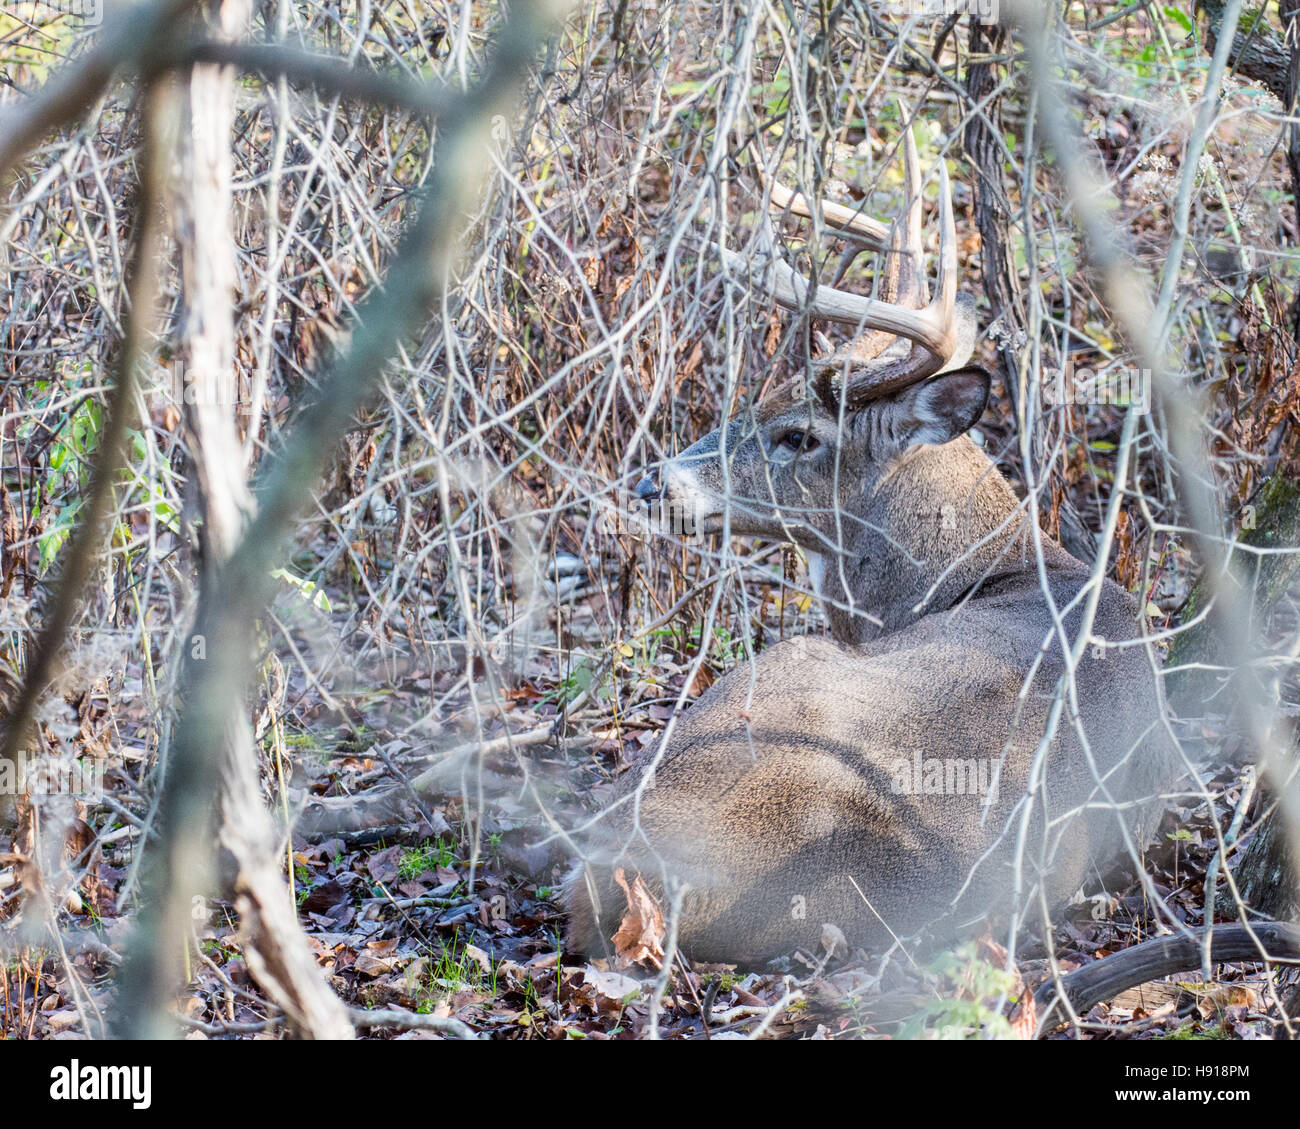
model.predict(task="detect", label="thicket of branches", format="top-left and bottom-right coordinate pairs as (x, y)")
top-left (0, 0), bottom-right (1297, 1039)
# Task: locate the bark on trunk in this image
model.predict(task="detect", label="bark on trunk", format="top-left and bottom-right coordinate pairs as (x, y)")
top-left (963, 19), bottom-right (1025, 411)
top-left (161, 0), bottom-right (353, 1039)
top-left (1234, 794), bottom-right (1300, 922)
top-left (1165, 475), bottom-right (1300, 710)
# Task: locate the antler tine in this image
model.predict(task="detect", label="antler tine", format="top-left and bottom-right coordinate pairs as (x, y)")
top-left (836, 159), bottom-right (968, 403)
top-left (897, 110), bottom-right (927, 307)
top-left (935, 159), bottom-right (957, 333)
top-left (725, 170), bottom-right (958, 350)
top-left (720, 240), bottom-right (951, 350)
top-left (716, 122), bottom-right (971, 403)
top-left (763, 176), bottom-right (892, 247)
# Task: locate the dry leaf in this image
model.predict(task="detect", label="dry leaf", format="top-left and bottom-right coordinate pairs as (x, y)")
top-left (463, 944), bottom-right (492, 974)
top-left (1113, 509), bottom-right (1141, 591)
top-left (611, 867), bottom-right (665, 969)
top-left (687, 664), bottom-right (715, 697)
top-left (582, 967), bottom-right (646, 1003)
top-left (353, 952), bottom-right (398, 978)
top-left (820, 923), bottom-right (848, 960)
top-left (1007, 988), bottom-right (1038, 1040)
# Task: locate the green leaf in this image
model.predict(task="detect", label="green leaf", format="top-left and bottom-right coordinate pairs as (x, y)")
top-left (271, 567), bottom-right (332, 613)
top-left (38, 500), bottom-right (84, 573)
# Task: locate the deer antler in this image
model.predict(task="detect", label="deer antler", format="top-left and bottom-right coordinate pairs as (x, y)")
top-left (761, 179), bottom-right (892, 248)
top-left (720, 110), bottom-right (976, 404)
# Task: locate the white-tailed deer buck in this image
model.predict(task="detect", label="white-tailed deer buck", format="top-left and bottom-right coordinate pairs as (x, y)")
top-left (566, 125), bottom-right (1175, 965)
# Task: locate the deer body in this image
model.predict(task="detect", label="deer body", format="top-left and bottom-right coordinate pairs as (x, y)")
top-left (566, 128), bottom-right (1173, 963)
top-left (568, 574), bottom-right (1166, 964)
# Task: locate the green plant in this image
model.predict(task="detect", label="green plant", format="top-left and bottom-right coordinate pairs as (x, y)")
top-left (335, 726), bottom-right (374, 753)
top-left (398, 841), bottom-right (457, 880)
top-left (898, 944), bottom-right (1020, 1040)
top-left (1158, 1020), bottom-right (1232, 1041)
top-left (544, 659), bottom-right (596, 704)
top-left (293, 862), bottom-right (315, 907)
top-left (270, 567), bottom-right (333, 612)
top-left (418, 929), bottom-right (497, 1007)
top-left (685, 623), bottom-right (747, 666)
top-left (31, 392), bottom-right (100, 570)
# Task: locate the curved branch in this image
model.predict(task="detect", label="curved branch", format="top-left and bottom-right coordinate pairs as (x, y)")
top-left (1034, 922), bottom-right (1300, 1035)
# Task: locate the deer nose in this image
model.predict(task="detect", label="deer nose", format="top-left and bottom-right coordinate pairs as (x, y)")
top-left (635, 476), bottom-right (662, 507)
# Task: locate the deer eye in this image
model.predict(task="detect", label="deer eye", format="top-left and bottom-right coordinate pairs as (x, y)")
top-left (779, 429), bottom-right (818, 454)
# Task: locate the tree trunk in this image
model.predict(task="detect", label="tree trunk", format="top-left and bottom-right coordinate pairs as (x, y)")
top-left (1162, 478), bottom-right (1300, 933)
top-left (963, 19), bottom-right (1025, 411)
top-left (1199, 0), bottom-right (1291, 101)
top-left (1165, 474), bottom-right (1300, 711)
top-left (1234, 793), bottom-right (1300, 922)
top-left (144, 0), bottom-right (353, 1039)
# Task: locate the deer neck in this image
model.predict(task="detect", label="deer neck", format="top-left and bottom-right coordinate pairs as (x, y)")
top-left (810, 437), bottom-right (1031, 645)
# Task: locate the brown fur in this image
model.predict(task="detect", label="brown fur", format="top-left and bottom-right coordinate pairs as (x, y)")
top-left (567, 370), bottom-right (1175, 964)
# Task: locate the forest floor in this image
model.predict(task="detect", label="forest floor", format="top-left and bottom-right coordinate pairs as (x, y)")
top-left (10, 569), bottom-right (1292, 1041)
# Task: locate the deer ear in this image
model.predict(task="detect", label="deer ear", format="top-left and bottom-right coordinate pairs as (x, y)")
top-left (900, 365), bottom-right (991, 447)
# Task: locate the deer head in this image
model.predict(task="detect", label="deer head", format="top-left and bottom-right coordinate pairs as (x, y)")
top-left (637, 124), bottom-right (1026, 642)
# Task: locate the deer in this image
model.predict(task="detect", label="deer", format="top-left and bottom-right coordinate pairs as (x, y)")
top-left (565, 124), bottom-right (1176, 967)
